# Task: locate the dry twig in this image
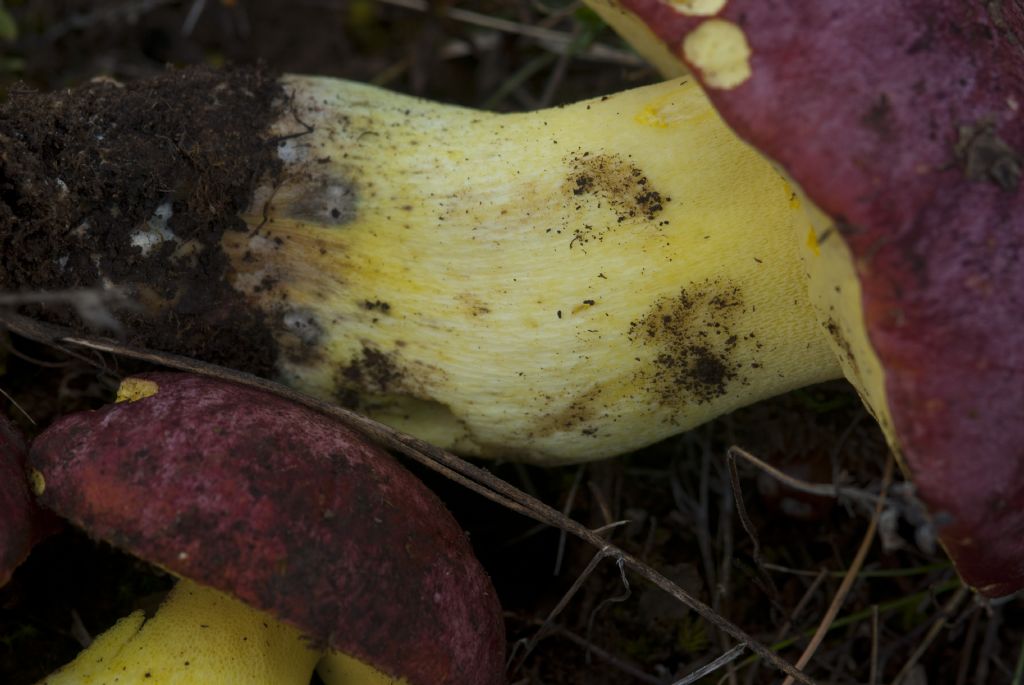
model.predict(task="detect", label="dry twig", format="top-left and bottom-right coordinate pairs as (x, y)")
top-left (673, 644), bottom-right (745, 685)
top-left (779, 454), bottom-right (895, 685)
top-left (373, 0), bottom-right (645, 65)
top-left (891, 585), bottom-right (970, 685)
top-left (0, 311), bottom-right (819, 685)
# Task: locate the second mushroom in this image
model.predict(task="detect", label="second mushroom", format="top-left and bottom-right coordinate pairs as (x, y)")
top-left (29, 373), bottom-right (505, 685)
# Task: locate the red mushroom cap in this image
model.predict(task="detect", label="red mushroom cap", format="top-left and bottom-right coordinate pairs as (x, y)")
top-left (29, 373), bottom-right (505, 684)
top-left (0, 415), bottom-right (58, 587)
top-left (615, 0), bottom-right (1024, 594)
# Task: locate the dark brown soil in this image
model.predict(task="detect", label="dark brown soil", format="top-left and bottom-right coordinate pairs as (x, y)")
top-left (628, 280), bottom-right (753, 405)
top-left (0, 66), bottom-right (283, 374)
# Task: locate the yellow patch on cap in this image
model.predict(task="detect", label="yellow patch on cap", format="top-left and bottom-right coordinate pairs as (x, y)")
top-left (116, 377), bottom-right (160, 403)
top-left (28, 469), bottom-right (45, 496)
top-left (682, 19), bottom-right (752, 89)
top-left (668, 0), bottom-right (726, 16)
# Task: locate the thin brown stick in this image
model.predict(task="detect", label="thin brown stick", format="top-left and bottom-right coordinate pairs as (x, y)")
top-left (779, 454), bottom-right (895, 685)
top-left (692, 436), bottom-right (738, 685)
top-left (539, 25), bottom-right (579, 108)
top-left (973, 607), bottom-right (1002, 685)
top-left (716, 460), bottom-right (739, 685)
top-left (522, 619), bottom-right (665, 685)
top-left (728, 446), bottom-right (879, 506)
top-left (726, 449), bottom-right (777, 603)
top-left (727, 451), bottom-right (761, 566)
top-left (554, 465), bottom-right (586, 576)
top-left (0, 384), bottom-right (36, 425)
top-left (508, 548), bottom-right (612, 673)
top-left (0, 313), bottom-right (818, 685)
top-left (955, 608), bottom-right (982, 685)
top-left (869, 604), bottom-right (879, 685)
top-left (43, 0), bottom-right (177, 42)
top-left (640, 515), bottom-right (659, 561)
top-left (744, 566), bottom-right (829, 685)
top-left (2, 338), bottom-right (78, 368)
top-left (587, 479), bottom-right (615, 528)
top-left (891, 585), bottom-right (970, 685)
top-left (674, 644), bottom-right (746, 685)
top-left (585, 555), bottom-right (632, 663)
top-left (781, 569), bottom-right (830, 642)
top-left (370, 0), bottom-right (644, 65)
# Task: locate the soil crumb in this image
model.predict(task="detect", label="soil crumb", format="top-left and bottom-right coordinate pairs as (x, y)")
top-left (0, 66), bottom-right (285, 374)
top-left (563, 151), bottom-right (669, 248)
top-left (338, 345), bottom-right (403, 396)
top-left (628, 280), bottom-right (755, 405)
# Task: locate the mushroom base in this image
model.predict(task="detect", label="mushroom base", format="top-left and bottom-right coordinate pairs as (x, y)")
top-left (238, 76), bottom-right (843, 463)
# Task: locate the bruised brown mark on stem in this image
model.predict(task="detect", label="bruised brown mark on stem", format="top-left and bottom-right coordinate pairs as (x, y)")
top-left (530, 385), bottom-right (605, 438)
top-left (339, 345), bottom-right (403, 395)
top-left (271, 172), bottom-right (359, 226)
top-left (334, 344), bottom-right (449, 410)
top-left (457, 293), bottom-right (491, 317)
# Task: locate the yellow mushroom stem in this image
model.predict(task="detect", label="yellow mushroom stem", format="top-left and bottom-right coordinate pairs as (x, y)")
top-left (38, 580), bottom-right (321, 685)
top-left (518, 5), bottom-right (895, 447)
top-left (581, 0), bottom-right (689, 80)
top-left (225, 75), bottom-right (841, 464)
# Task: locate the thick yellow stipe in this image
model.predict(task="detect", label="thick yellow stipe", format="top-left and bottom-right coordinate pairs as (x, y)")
top-left (224, 76), bottom-right (841, 464)
top-left (39, 580), bottom-right (320, 685)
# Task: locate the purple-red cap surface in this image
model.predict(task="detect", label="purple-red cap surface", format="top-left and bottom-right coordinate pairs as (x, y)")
top-left (0, 415), bottom-right (58, 587)
top-left (29, 373), bottom-right (506, 683)
top-left (610, 0), bottom-right (1024, 595)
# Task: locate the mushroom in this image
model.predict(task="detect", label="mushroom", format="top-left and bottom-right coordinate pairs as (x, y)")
top-left (576, 0), bottom-right (1024, 595)
top-left (29, 373), bottom-right (505, 684)
top-left (0, 414), bottom-right (58, 587)
top-left (2, 4), bottom-right (1021, 594)
top-left (1, 67), bottom-right (840, 463)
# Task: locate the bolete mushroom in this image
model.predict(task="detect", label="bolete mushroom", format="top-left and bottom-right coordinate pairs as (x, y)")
top-left (1, 67), bottom-right (838, 462)
top-left (0, 414), bottom-right (58, 587)
top-left (576, 1), bottom-right (1024, 596)
top-left (29, 373), bottom-right (505, 684)
top-left (2, 1), bottom-right (1021, 595)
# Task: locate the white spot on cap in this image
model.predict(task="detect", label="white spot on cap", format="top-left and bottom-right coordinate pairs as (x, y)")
top-left (683, 19), bottom-right (752, 90)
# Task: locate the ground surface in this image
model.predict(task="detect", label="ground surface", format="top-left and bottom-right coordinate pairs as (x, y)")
top-left (0, 2), bottom-right (1021, 684)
